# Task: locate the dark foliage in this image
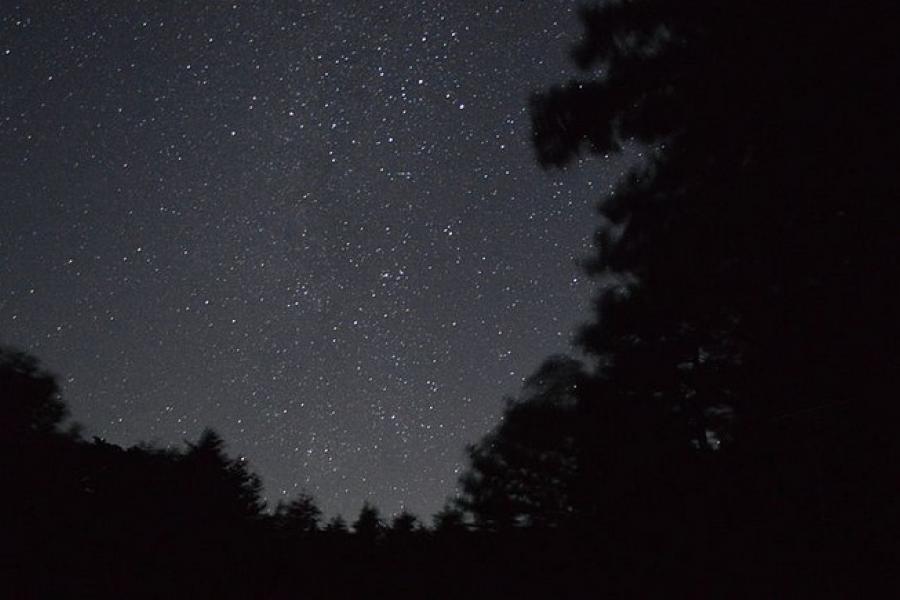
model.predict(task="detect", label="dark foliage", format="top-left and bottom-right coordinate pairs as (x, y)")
top-left (0, 346), bottom-right (69, 441)
top-left (458, 0), bottom-right (896, 592)
top-left (390, 509), bottom-right (421, 536)
top-left (352, 500), bottom-right (385, 541)
top-left (1, 347), bottom-right (270, 598)
top-left (432, 502), bottom-right (467, 534)
top-left (324, 513), bottom-right (349, 534)
top-left (458, 355), bottom-right (586, 530)
top-left (274, 491), bottom-right (323, 537)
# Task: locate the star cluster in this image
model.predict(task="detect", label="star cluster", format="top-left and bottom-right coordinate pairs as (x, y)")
top-left (0, 1), bottom-right (621, 519)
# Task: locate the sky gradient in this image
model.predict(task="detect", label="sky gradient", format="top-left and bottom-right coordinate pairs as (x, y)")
top-left (0, 1), bottom-right (624, 519)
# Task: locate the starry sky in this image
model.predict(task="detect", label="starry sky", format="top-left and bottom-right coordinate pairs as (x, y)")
top-left (1, 1), bottom-right (624, 520)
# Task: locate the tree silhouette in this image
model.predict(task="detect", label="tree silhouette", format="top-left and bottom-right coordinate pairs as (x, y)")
top-left (324, 514), bottom-right (349, 534)
top-left (0, 346), bottom-right (70, 442)
top-left (432, 503), bottom-right (467, 535)
top-left (274, 491), bottom-right (322, 537)
top-left (531, 0), bottom-right (896, 426)
top-left (181, 428), bottom-right (266, 529)
top-left (525, 0), bottom-right (898, 570)
top-left (0, 348), bottom-right (89, 556)
top-left (352, 501), bottom-right (384, 541)
top-left (389, 509), bottom-right (420, 536)
top-left (450, 6), bottom-right (896, 587)
top-left (457, 356), bottom-right (587, 529)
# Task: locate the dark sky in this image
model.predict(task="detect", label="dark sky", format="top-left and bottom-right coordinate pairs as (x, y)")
top-left (1, 1), bottom-right (622, 520)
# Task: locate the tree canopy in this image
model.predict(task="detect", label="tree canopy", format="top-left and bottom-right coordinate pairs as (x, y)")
top-left (458, 355), bottom-right (586, 529)
top-left (531, 0), bottom-right (896, 421)
top-left (0, 346), bottom-right (69, 442)
top-left (458, 0), bottom-right (897, 542)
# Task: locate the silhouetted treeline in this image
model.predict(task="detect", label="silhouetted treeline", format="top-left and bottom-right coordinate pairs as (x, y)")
top-left (0, 347), bottom-right (601, 599)
top-left (0, 347), bottom-right (270, 597)
top-left (4, 2), bottom-right (897, 597)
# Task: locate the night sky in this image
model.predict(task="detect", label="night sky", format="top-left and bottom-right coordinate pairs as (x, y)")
top-left (1, 2), bottom-right (623, 519)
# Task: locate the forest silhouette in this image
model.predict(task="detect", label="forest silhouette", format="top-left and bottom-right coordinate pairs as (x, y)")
top-left (3, 2), bottom-right (896, 597)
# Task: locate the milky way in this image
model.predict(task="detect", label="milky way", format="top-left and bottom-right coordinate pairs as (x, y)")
top-left (0, 2), bottom-right (624, 519)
